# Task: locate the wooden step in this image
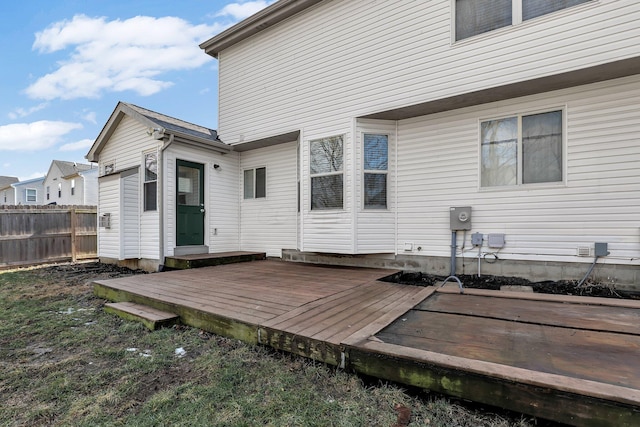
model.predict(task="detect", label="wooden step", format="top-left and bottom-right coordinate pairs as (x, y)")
top-left (104, 301), bottom-right (179, 330)
top-left (163, 251), bottom-right (266, 270)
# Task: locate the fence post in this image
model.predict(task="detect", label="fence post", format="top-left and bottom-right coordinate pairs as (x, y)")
top-left (70, 207), bottom-right (77, 262)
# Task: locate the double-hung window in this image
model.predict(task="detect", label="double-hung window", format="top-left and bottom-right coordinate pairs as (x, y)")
top-left (144, 152), bottom-right (158, 211)
top-left (310, 135), bottom-right (343, 210)
top-left (243, 167), bottom-right (266, 199)
top-left (26, 188), bottom-right (37, 203)
top-left (363, 134), bottom-right (388, 209)
top-left (455, 0), bottom-right (593, 41)
top-left (481, 109), bottom-right (563, 188)
top-left (71, 179), bottom-right (75, 196)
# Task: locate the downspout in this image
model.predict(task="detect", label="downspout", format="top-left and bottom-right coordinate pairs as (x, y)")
top-left (158, 133), bottom-right (175, 271)
top-left (394, 121), bottom-right (398, 256)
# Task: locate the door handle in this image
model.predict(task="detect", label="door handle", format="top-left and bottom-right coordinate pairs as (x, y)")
top-left (200, 208), bottom-right (205, 213)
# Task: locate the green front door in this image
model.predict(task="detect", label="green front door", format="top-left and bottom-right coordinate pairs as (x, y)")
top-left (176, 160), bottom-right (205, 246)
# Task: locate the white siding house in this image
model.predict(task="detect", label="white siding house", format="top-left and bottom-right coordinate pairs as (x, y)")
top-left (198, 0), bottom-right (640, 286)
top-left (43, 160), bottom-right (98, 206)
top-left (87, 102), bottom-right (235, 271)
top-left (11, 177), bottom-right (45, 205)
top-left (0, 176), bottom-right (18, 205)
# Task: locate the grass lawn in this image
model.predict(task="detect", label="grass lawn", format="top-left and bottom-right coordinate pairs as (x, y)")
top-left (0, 263), bottom-right (547, 426)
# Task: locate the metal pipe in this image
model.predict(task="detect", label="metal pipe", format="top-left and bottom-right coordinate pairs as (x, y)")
top-left (577, 256), bottom-right (599, 287)
top-left (450, 231), bottom-right (456, 277)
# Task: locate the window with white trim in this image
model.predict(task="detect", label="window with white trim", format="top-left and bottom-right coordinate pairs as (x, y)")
top-left (71, 179), bottom-right (75, 196)
top-left (46, 186), bottom-right (50, 200)
top-left (455, 0), bottom-right (593, 41)
top-left (144, 152), bottom-right (158, 211)
top-left (481, 109), bottom-right (563, 187)
top-left (310, 135), bottom-right (343, 210)
top-left (57, 183), bottom-right (62, 198)
top-left (243, 167), bottom-right (266, 199)
top-left (363, 134), bottom-right (388, 209)
top-left (26, 188), bottom-right (37, 202)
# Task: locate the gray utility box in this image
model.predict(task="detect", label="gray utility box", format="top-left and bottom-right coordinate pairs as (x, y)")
top-left (450, 206), bottom-right (472, 231)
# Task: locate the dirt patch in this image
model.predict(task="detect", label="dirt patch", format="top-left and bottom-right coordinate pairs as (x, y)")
top-left (389, 271), bottom-right (639, 299)
top-left (4, 261), bottom-right (147, 301)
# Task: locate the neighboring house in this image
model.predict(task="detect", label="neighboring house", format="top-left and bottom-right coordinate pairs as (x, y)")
top-left (12, 176), bottom-right (45, 205)
top-left (0, 176), bottom-right (18, 205)
top-left (43, 160), bottom-right (98, 206)
top-left (86, 102), bottom-right (237, 271)
top-left (193, 0), bottom-right (640, 285)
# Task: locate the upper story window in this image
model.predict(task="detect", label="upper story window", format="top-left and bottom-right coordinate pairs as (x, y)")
top-left (71, 179), bottom-right (76, 196)
top-left (363, 134), bottom-right (388, 209)
top-left (144, 152), bottom-right (158, 211)
top-left (46, 186), bottom-right (50, 200)
top-left (243, 167), bottom-right (266, 199)
top-left (58, 183), bottom-right (62, 198)
top-left (310, 135), bottom-right (343, 210)
top-left (455, 0), bottom-right (593, 41)
top-left (26, 188), bottom-right (37, 203)
top-left (481, 109), bottom-right (563, 188)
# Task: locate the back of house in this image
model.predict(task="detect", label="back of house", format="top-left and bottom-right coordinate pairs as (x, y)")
top-left (198, 0), bottom-right (640, 288)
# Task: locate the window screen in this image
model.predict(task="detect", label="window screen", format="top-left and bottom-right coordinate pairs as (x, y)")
top-left (456, 0), bottom-right (512, 40)
top-left (310, 136), bottom-right (344, 210)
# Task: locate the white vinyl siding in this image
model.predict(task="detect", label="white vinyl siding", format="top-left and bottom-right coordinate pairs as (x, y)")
top-left (240, 141), bottom-right (297, 257)
top-left (163, 143), bottom-right (240, 256)
top-left (216, 0), bottom-right (639, 255)
top-left (122, 172), bottom-right (140, 259)
top-left (355, 119), bottom-right (396, 253)
top-left (98, 116), bottom-right (160, 261)
top-left (216, 0), bottom-right (633, 146)
top-left (98, 175), bottom-right (120, 259)
top-left (396, 75), bottom-right (640, 265)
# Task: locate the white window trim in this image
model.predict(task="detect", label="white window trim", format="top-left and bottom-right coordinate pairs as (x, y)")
top-left (26, 188), bottom-right (37, 202)
top-left (451, 0), bottom-right (598, 44)
top-left (362, 133), bottom-right (390, 211)
top-left (478, 106), bottom-right (567, 191)
top-left (143, 150), bottom-right (158, 212)
top-left (243, 166), bottom-right (267, 200)
top-left (309, 135), bottom-right (345, 211)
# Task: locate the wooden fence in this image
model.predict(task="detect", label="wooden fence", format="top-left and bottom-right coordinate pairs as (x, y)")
top-left (0, 205), bottom-right (97, 268)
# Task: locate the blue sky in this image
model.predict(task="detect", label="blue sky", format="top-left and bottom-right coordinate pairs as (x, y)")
top-left (0, 1), bottom-right (273, 181)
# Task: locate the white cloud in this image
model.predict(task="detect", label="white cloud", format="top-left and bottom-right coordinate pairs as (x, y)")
top-left (81, 110), bottom-right (97, 124)
top-left (26, 14), bottom-right (227, 100)
top-left (0, 121), bottom-right (82, 151)
top-left (59, 138), bottom-right (94, 152)
top-left (8, 102), bottom-right (49, 119)
top-left (216, 1), bottom-right (275, 20)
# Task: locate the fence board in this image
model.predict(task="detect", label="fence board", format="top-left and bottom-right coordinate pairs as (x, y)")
top-left (0, 205), bottom-right (97, 268)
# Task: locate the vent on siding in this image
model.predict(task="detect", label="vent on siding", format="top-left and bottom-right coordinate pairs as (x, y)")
top-left (99, 213), bottom-right (111, 229)
top-left (576, 246), bottom-right (591, 257)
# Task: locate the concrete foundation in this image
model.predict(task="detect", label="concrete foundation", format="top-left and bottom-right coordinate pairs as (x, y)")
top-left (99, 257), bottom-right (160, 273)
top-left (281, 250), bottom-right (640, 292)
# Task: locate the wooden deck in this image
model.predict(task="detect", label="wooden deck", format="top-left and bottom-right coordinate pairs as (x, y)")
top-left (92, 260), bottom-right (640, 426)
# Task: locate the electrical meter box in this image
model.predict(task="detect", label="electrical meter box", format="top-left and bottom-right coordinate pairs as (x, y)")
top-left (450, 206), bottom-right (472, 230)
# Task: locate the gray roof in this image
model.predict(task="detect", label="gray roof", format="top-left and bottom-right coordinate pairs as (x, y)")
top-left (86, 102), bottom-right (227, 162)
top-left (51, 160), bottom-right (94, 178)
top-left (0, 176), bottom-right (19, 189)
top-left (125, 103), bottom-right (219, 142)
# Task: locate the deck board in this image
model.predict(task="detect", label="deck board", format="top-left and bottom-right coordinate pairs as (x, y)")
top-left (92, 260), bottom-right (640, 426)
